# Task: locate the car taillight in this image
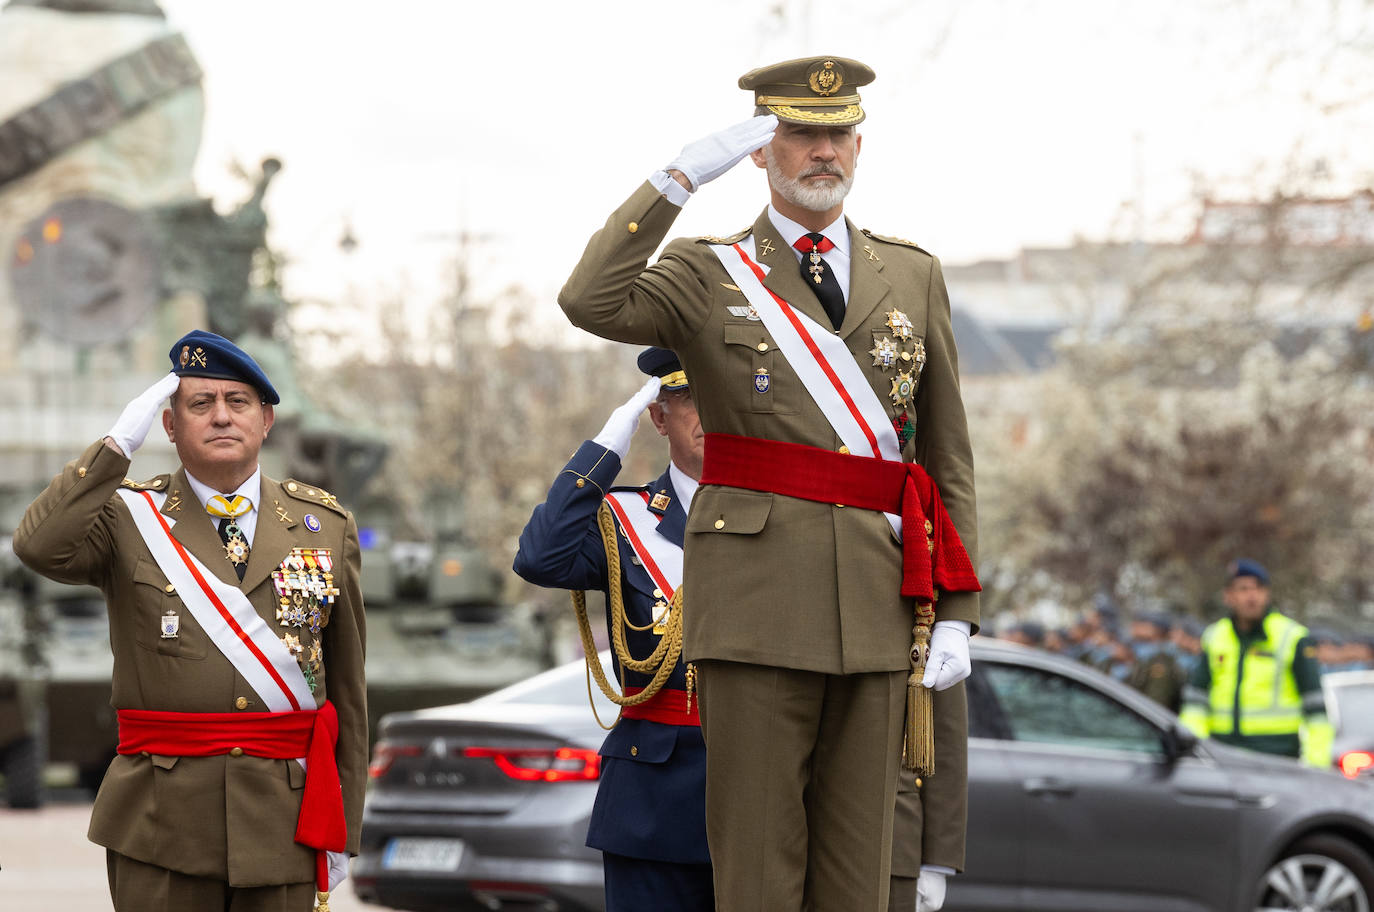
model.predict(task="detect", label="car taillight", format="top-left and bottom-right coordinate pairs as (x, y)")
top-left (368, 740), bottom-right (423, 778)
top-left (462, 746), bottom-right (601, 782)
top-left (1339, 751), bottom-right (1374, 779)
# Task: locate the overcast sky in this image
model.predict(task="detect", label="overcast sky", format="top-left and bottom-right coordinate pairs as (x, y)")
top-left (158, 0), bottom-right (1372, 345)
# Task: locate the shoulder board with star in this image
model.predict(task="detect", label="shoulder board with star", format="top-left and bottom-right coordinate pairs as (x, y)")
top-left (697, 226), bottom-right (752, 245)
top-left (860, 228), bottom-right (931, 255)
top-left (120, 474), bottom-right (171, 492)
top-left (281, 480), bottom-right (347, 516)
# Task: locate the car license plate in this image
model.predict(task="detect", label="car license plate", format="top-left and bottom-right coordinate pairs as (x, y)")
top-left (382, 837), bottom-right (465, 872)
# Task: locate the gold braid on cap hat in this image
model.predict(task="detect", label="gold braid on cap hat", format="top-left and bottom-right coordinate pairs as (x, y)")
top-left (754, 93), bottom-right (862, 107)
top-left (571, 501), bottom-right (691, 730)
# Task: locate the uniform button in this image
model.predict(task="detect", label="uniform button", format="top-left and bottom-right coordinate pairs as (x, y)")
top-left (575, 478), bottom-right (586, 488)
top-left (229, 747), bottom-right (244, 757)
top-left (628, 221), bottom-right (639, 233)
top-left (835, 503), bottom-right (845, 508)
top-left (164, 584), bottom-right (175, 593)
top-left (714, 519), bottom-right (725, 530)
top-left (287, 482), bottom-right (298, 492)
top-left (630, 746), bottom-right (638, 756)
top-left (653, 588), bottom-right (663, 599)
top-left (838, 446), bottom-right (850, 455)
top-left (77, 466), bottom-right (87, 478)
top-left (915, 777), bottom-right (923, 788)
top-left (235, 697), bottom-right (249, 710)
top-left (306, 488), bottom-right (316, 496)
top-left (756, 342), bottom-right (769, 352)
top-left (902, 351), bottom-right (912, 362)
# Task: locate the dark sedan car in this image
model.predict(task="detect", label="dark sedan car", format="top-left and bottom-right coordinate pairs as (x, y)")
top-left (354, 640), bottom-right (1374, 912)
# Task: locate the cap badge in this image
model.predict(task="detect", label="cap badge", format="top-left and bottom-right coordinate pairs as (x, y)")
top-left (189, 346), bottom-right (208, 368)
top-left (179, 345), bottom-right (190, 368)
top-left (808, 60), bottom-right (844, 96)
top-left (304, 513), bottom-right (322, 533)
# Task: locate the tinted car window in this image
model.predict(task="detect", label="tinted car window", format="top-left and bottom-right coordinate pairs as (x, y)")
top-left (1333, 682), bottom-right (1374, 733)
top-left (983, 662), bottom-right (1162, 754)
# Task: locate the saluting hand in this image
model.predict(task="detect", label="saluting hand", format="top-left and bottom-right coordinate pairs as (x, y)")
top-left (922, 620), bottom-right (972, 690)
top-left (105, 372), bottom-right (181, 457)
top-left (593, 376), bottom-right (662, 459)
top-left (665, 114), bottom-right (778, 192)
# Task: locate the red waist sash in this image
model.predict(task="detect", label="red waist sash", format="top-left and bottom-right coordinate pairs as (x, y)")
top-left (699, 433), bottom-right (980, 603)
top-left (117, 701), bottom-right (345, 887)
top-left (621, 686), bottom-right (700, 726)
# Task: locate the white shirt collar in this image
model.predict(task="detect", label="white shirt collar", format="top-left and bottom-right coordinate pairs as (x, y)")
top-left (668, 462), bottom-right (698, 515)
top-left (767, 204), bottom-right (851, 261)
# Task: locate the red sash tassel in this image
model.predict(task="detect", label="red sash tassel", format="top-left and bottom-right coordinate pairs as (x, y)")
top-left (699, 433), bottom-right (980, 603)
top-left (117, 701), bottom-right (346, 890)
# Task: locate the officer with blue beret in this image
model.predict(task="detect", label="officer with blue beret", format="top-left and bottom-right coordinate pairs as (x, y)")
top-left (13, 329), bottom-right (367, 911)
top-left (515, 347), bottom-right (712, 912)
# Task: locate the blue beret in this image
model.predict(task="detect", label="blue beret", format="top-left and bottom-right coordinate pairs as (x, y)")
top-left (1227, 558), bottom-right (1270, 587)
top-left (636, 346), bottom-right (688, 391)
top-left (168, 329), bottom-right (280, 405)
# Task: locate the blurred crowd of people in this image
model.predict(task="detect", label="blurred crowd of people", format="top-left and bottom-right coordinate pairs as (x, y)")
top-left (994, 598), bottom-right (1374, 714)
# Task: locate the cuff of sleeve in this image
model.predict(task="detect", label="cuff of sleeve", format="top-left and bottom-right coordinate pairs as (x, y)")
top-left (921, 864), bottom-right (957, 876)
top-left (562, 441), bottom-right (624, 493)
top-left (649, 170), bottom-right (691, 207)
top-left (932, 620), bottom-right (971, 638)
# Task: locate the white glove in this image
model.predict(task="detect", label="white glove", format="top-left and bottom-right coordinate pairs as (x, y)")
top-left (664, 114), bottom-right (778, 191)
top-left (916, 869), bottom-right (948, 912)
top-left (106, 372), bottom-right (181, 456)
top-left (922, 620), bottom-right (972, 691)
top-left (592, 376), bottom-right (661, 458)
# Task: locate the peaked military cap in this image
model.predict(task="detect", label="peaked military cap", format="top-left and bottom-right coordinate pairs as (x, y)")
top-left (637, 347), bottom-right (688, 391)
top-left (168, 329), bottom-right (280, 404)
top-left (739, 56), bottom-right (875, 126)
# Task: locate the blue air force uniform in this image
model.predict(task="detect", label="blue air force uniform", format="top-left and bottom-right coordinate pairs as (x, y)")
top-left (514, 442), bottom-right (712, 911)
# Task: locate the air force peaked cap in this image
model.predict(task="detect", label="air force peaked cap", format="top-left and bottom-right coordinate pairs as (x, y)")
top-left (168, 329), bottom-right (280, 405)
top-left (636, 347), bottom-right (688, 391)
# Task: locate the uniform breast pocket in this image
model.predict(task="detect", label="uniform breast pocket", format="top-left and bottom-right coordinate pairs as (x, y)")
top-left (723, 322), bottom-right (796, 415)
top-left (132, 559), bottom-right (208, 660)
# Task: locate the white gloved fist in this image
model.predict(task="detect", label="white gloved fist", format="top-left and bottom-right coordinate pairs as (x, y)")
top-left (916, 868), bottom-right (948, 912)
top-left (106, 372), bottom-right (181, 457)
top-left (664, 114), bottom-right (778, 191)
top-left (922, 620), bottom-right (972, 691)
top-left (592, 376), bottom-right (661, 459)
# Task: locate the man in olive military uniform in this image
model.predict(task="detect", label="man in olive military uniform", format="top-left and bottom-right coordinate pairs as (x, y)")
top-left (13, 330), bottom-right (367, 912)
top-left (559, 57), bottom-right (980, 911)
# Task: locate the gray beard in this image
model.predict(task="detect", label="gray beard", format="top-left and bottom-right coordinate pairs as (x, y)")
top-left (765, 146), bottom-right (853, 212)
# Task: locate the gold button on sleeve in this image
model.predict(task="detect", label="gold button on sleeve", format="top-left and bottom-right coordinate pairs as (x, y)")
top-left (235, 697), bottom-right (249, 710)
top-left (286, 482), bottom-right (298, 492)
top-left (575, 478), bottom-right (586, 488)
top-left (714, 519), bottom-right (725, 530)
top-left (77, 466), bottom-right (87, 478)
top-left (756, 342), bottom-right (769, 352)
top-left (229, 747), bottom-right (244, 757)
top-left (628, 221), bottom-right (639, 233)
top-left (630, 746), bottom-right (639, 756)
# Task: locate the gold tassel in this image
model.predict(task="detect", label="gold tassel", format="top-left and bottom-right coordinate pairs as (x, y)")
top-left (315, 891), bottom-right (330, 911)
top-left (903, 625), bottom-right (935, 774)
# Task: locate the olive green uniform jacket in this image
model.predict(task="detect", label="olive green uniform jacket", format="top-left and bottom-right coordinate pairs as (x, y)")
top-left (13, 439), bottom-right (367, 887)
top-left (560, 181), bottom-right (978, 868)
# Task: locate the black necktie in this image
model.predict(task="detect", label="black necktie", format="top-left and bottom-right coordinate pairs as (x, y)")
top-left (795, 232), bottom-right (845, 330)
top-left (216, 517), bottom-right (249, 581)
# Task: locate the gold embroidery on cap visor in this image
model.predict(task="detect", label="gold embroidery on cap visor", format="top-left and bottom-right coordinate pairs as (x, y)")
top-left (758, 102), bottom-right (865, 125)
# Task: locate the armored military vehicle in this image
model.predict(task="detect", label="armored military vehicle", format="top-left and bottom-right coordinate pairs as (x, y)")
top-left (359, 526), bottom-right (545, 738)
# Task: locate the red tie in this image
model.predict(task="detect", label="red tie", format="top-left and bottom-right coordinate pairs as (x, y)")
top-left (793, 234), bottom-right (835, 254)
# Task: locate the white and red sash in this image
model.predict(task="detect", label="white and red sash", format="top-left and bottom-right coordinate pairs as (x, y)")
top-left (604, 490), bottom-right (682, 614)
top-left (710, 239), bottom-right (905, 539)
top-left (116, 487), bottom-right (349, 888)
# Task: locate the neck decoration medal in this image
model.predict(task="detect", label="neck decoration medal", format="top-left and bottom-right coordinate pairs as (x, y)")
top-left (223, 519), bottom-right (250, 569)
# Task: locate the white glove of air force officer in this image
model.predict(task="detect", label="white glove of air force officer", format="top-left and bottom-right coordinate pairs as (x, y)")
top-left (917, 868), bottom-right (948, 911)
top-left (660, 115), bottom-right (975, 694)
top-left (593, 376), bottom-right (662, 459)
top-left (105, 372), bottom-right (181, 457)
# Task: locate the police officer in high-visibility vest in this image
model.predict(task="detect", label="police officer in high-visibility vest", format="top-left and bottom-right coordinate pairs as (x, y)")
top-left (1180, 559), bottom-right (1333, 767)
